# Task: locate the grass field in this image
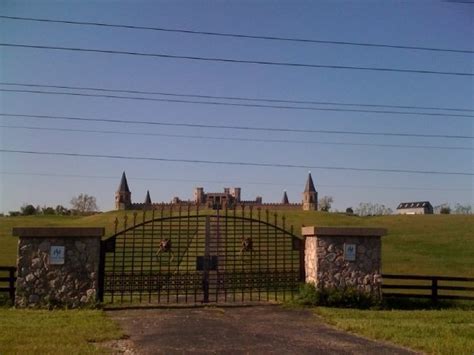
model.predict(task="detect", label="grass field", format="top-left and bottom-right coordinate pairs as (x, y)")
top-left (1, 210), bottom-right (473, 277)
top-left (1, 211), bottom-right (472, 354)
top-left (0, 309), bottom-right (123, 353)
top-left (316, 307), bottom-right (474, 355)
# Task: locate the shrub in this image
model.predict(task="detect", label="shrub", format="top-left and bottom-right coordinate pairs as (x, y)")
top-left (0, 293), bottom-right (13, 308)
top-left (440, 206), bottom-right (451, 214)
top-left (293, 283), bottom-right (379, 309)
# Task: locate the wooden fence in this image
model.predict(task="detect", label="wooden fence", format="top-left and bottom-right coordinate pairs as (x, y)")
top-left (382, 274), bottom-right (474, 302)
top-left (0, 266), bottom-right (16, 302)
top-left (1, 268), bottom-right (474, 304)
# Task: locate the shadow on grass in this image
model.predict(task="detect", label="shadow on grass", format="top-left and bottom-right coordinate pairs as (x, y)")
top-left (287, 284), bottom-right (474, 310)
top-left (382, 297), bottom-right (474, 310)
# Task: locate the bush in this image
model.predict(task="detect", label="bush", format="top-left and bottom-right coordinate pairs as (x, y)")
top-left (20, 204), bottom-right (37, 216)
top-left (440, 206), bottom-right (451, 214)
top-left (0, 293), bottom-right (13, 308)
top-left (293, 283), bottom-right (379, 309)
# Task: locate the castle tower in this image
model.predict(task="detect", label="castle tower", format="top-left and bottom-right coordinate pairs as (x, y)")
top-left (302, 172), bottom-right (318, 211)
top-left (115, 171), bottom-right (132, 210)
top-left (144, 190), bottom-right (151, 205)
top-left (194, 187), bottom-right (205, 204)
top-left (282, 190), bottom-right (289, 204)
top-left (231, 187), bottom-right (241, 202)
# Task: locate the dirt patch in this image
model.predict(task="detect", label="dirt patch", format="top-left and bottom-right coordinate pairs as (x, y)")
top-left (107, 305), bottom-right (416, 354)
top-left (98, 338), bottom-right (137, 354)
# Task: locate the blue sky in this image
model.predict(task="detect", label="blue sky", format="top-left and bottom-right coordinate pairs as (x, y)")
top-left (0, 0), bottom-right (473, 213)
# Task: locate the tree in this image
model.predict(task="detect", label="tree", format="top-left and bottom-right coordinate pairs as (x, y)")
top-left (440, 206), bottom-right (451, 214)
top-left (70, 194), bottom-right (98, 214)
top-left (346, 207), bottom-right (354, 215)
top-left (42, 206), bottom-right (56, 215)
top-left (20, 204), bottom-right (37, 216)
top-left (55, 205), bottom-right (70, 216)
top-left (453, 203), bottom-right (472, 214)
top-left (355, 202), bottom-right (392, 216)
top-left (318, 196), bottom-right (334, 212)
top-left (434, 203), bottom-right (450, 214)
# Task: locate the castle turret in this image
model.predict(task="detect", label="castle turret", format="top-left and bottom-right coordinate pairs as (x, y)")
top-left (282, 190), bottom-right (289, 204)
top-left (302, 172), bottom-right (318, 211)
top-left (231, 187), bottom-right (241, 202)
top-left (144, 190), bottom-right (152, 205)
top-left (115, 171), bottom-right (132, 210)
top-left (194, 187), bottom-right (205, 204)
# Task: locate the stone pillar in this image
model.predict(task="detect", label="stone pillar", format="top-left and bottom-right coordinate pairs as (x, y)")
top-left (302, 226), bottom-right (387, 298)
top-left (12, 227), bottom-right (104, 308)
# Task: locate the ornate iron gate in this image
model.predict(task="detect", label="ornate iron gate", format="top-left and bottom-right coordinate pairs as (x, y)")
top-left (99, 206), bottom-right (304, 304)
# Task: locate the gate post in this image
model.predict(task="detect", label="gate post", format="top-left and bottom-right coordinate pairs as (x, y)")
top-left (12, 227), bottom-right (104, 308)
top-left (97, 240), bottom-right (106, 302)
top-left (302, 226), bottom-right (386, 298)
top-left (202, 216), bottom-right (211, 303)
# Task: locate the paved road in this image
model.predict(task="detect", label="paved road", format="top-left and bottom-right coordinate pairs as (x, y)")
top-left (106, 305), bottom-right (416, 354)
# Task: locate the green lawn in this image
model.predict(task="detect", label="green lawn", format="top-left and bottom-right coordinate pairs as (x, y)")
top-left (316, 307), bottom-right (474, 355)
top-left (0, 309), bottom-right (123, 354)
top-left (1, 211), bottom-right (473, 277)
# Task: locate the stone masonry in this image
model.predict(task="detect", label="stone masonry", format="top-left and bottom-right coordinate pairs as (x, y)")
top-left (12, 228), bottom-right (104, 308)
top-left (302, 227), bottom-right (387, 298)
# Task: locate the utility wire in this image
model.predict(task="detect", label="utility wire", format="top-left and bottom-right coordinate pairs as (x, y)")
top-left (1, 113), bottom-right (472, 139)
top-left (1, 149), bottom-right (472, 176)
top-left (2, 85), bottom-right (473, 118)
top-left (1, 171), bottom-right (471, 191)
top-left (1, 43), bottom-right (472, 77)
top-left (2, 81), bottom-right (472, 113)
top-left (2, 124), bottom-right (472, 151)
top-left (0, 15), bottom-right (472, 54)
top-left (443, 0), bottom-right (474, 3)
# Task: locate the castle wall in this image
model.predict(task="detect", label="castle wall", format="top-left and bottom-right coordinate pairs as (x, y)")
top-left (126, 202), bottom-right (304, 212)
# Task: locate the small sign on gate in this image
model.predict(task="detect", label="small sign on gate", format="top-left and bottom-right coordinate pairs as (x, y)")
top-left (50, 246), bottom-right (65, 265)
top-left (196, 256), bottom-right (219, 271)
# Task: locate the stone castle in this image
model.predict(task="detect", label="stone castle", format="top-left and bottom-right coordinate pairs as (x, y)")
top-left (115, 172), bottom-right (318, 211)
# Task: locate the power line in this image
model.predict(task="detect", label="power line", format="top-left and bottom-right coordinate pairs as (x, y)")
top-left (443, 0), bottom-right (474, 4)
top-left (2, 85), bottom-right (473, 119)
top-left (1, 43), bottom-right (472, 77)
top-left (2, 81), bottom-right (472, 113)
top-left (1, 113), bottom-right (472, 139)
top-left (1, 171), bottom-right (471, 191)
top-left (1, 15), bottom-right (472, 54)
top-left (1, 149), bottom-right (472, 176)
top-left (2, 124), bottom-right (472, 151)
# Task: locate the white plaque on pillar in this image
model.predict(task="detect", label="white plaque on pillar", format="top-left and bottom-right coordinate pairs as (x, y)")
top-left (344, 244), bottom-right (356, 261)
top-left (50, 246), bottom-right (65, 265)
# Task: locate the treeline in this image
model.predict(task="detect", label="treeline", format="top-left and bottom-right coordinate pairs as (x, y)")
top-left (434, 203), bottom-right (473, 215)
top-left (4, 193), bottom-right (99, 217)
top-left (8, 204), bottom-right (72, 217)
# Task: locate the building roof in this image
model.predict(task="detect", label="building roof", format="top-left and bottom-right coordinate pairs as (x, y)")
top-left (304, 173), bottom-right (316, 193)
top-left (397, 201), bottom-right (432, 209)
top-left (282, 191), bottom-right (289, 204)
top-left (117, 171), bottom-right (130, 193)
top-left (145, 190), bottom-right (151, 204)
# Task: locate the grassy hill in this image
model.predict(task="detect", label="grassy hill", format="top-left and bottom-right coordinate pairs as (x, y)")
top-left (1, 210), bottom-right (473, 277)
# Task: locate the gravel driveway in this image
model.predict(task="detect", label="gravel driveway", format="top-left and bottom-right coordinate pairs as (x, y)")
top-left (106, 305), bottom-right (416, 354)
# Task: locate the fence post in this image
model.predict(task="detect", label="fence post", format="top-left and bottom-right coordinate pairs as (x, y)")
top-left (431, 278), bottom-right (438, 303)
top-left (98, 241), bottom-right (106, 302)
top-left (9, 267), bottom-right (15, 302)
